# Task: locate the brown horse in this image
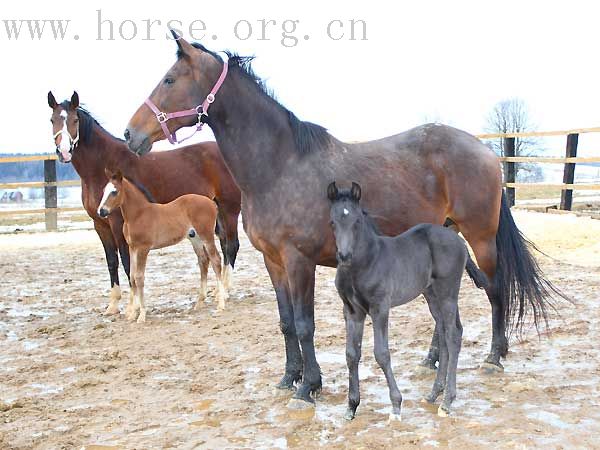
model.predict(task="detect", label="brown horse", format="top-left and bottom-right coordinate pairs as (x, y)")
top-left (97, 170), bottom-right (226, 322)
top-left (124, 36), bottom-right (563, 404)
top-left (48, 91), bottom-right (241, 315)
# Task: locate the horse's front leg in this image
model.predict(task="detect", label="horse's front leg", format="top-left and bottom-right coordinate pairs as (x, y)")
top-left (371, 303), bottom-right (403, 422)
top-left (344, 304), bottom-right (366, 420)
top-left (263, 254), bottom-right (302, 390)
top-left (94, 220), bottom-right (121, 316)
top-left (285, 253), bottom-right (321, 404)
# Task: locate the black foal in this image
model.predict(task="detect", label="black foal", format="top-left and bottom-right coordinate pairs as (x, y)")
top-left (328, 182), bottom-right (487, 420)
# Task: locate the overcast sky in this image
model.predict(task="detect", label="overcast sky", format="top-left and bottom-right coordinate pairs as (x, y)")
top-left (3, 0), bottom-right (600, 156)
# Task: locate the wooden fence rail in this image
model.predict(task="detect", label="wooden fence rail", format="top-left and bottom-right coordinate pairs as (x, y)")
top-left (1, 129), bottom-right (599, 231)
top-left (481, 129), bottom-right (600, 209)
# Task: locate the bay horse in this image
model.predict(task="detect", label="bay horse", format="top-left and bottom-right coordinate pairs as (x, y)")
top-left (98, 171), bottom-right (227, 322)
top-left (124, 35), bottom-right (563, 404)
top-left (48, 91), bottom-right (241, 315)
top-left (328, 181), bottom-right (488, 420)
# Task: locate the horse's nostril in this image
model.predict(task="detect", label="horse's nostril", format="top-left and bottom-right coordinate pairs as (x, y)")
top-left (124, 129), bottom-right (131, 141)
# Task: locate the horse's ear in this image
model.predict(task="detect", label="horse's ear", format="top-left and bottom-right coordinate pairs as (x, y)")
top-left (104, 168), bottom-right (112, 180)
top-left (350, 182), bottom-right (362, 202)
top-left (327, 182), bottom-right (338, 202)
top-left (113, 170), bottom-right (123, 182)
top-left (170, 29), bottom-right (197, 58)
top-left (70, 91), bottom-right (79, 110)
top-left (48, 91), bottom-right (58, 109)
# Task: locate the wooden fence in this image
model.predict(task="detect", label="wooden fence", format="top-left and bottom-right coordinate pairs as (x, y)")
top-left (0, 154), bottom-right (83, 231)
top-left (1, 128), bottom-right (600, 231)
top-left (476, 126), bottom-right (600, 209)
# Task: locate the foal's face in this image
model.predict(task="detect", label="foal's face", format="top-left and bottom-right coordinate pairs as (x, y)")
top-left (98, 174), bottom-right (123, 218)
top-left (327, 182), bottom-right (363, 265)
top-left (47, 91), bottom-right (80, 163)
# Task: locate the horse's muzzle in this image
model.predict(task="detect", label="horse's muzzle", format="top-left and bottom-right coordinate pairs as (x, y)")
top-left (336, 251), bottom-right (352, 265)
top-left (98, 208), bottom-right (109, 218)
top-left (124, 128), bottom-right (151, 156)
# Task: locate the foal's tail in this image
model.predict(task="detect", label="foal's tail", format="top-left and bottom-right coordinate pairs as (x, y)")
top-left (495, 191), bottom-right (566, 337)
top-left (465, 255), bottom-right (489, 290)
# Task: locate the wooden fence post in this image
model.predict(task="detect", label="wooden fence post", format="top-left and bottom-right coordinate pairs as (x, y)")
top-left (44, 159), bottom-right (58, 231)
top-left (560, 133), bottom-right (579, 211)
top-left (503, 137), bottom-right (516, 207)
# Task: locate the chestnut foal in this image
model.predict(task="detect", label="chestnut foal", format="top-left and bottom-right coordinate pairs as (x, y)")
top-left (98, 170), bottom-right (227, 323)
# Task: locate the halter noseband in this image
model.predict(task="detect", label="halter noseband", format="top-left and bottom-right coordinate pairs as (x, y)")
top-left (53, 125), bottom-right (80, 153)
top-left (145, 59), bottom-right (228, 145)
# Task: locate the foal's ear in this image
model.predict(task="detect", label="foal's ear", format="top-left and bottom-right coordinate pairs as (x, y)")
top-left (70, 91), bottom-right (79, 110)
top-left (104, 168), bottom-right (112, 180)
top-left (47, 91), bottom-right (58, 109)
top-left (170, 30), bottom-right (197, 58)
top-left (327, 182), bottom-right (339, 202)
top-left (350, 182), bottom-right (362, 202)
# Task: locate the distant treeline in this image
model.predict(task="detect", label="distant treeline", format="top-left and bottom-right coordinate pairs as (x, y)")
top-left (0, 154), bottom-right (79, 183)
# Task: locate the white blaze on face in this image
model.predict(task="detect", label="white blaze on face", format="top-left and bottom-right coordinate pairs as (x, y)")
top-left (58, 110), bottom-right (72, 161)
top-left (98, 182), bottom-right (117, 215)
top-left (343, 208), bottom-right (349, 216)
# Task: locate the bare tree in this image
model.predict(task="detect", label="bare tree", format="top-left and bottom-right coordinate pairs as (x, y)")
top-left (485, 98), bottom-right (542, 181)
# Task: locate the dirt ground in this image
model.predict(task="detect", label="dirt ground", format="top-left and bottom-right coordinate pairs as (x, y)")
top-left (1, 210), bottom-right (599, 449)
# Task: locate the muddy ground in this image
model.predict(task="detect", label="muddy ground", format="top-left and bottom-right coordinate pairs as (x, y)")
top-left (1, 210), bottom-right (599, 449)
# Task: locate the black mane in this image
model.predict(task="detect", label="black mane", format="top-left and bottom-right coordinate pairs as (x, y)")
top-left (59, 101), bottom-right (123, 145)
top-left (126, 178), bottom-right (156, 203)
top-left (178, 42), bottom-right (332, 155)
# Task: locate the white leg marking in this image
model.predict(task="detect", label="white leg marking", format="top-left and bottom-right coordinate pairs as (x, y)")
top-left (104, 285), bottom-right (121, 315)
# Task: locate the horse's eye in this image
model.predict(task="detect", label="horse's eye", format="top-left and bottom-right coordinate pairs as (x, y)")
top-left (110, 191), bottom-right (117, 196)
top-left (74, 118), bottom-right (79, 123)
top-left (164, 77), bottom-right (175, 85)
top-left (50, 119), bottom-right (54, 124)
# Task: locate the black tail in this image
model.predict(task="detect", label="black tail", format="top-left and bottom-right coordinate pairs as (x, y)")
top-left (465, 255), bottom-right (489, 290)
top-left (495, 191), bottom-right (566, 336)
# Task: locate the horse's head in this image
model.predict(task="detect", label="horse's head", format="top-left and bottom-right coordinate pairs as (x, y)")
top-left (125, 32), bottom-right (225, 155)
top-left (98, 169), bottom-right (124, 218)
top-left (327, 181), bottom-right (363, 265)
top-left (48, 91), bottom-right (80, 163)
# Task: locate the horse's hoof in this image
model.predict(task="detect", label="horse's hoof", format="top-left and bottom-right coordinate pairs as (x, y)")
top-left (276, 373), bottom-right (301, 391)
top-left (480, 361), bottom-right (504, 374)
top-left (418, 357), bottom-right (437, 371)
top-left (344, 408), bottom-right (356, 421)
top-left (422, 394), bottom-right (438, 404)
top-left (292, 385), bottom-right (319, 404)
top-left (388, 412), bottom-right (402, 423)
top-left (437, 405), bottom-right (450, 417)
top-left (103, 306), bottom-right (120, 316)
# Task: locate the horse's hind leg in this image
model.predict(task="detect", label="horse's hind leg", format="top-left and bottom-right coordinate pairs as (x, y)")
top-left (420, 324), bottom-right (440, 370)
top-left (344, 304), bottom-right (366, 420)
top-left (438, 298), bottom-right (463, 417)
top-left (371, 303), bottom-right (403, 421)
top-left (423, 289), bottom-right (448, 405)
top-left (464, 236), bottom-right (507, 371)
top-left (220, 209), bottom-right (240, 292)
top-left (203, 238), bottom-right (227, 310)
top-left (189, 237), bottom-right (210, 310)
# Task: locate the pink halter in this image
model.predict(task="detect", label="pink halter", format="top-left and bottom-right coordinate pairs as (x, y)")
top-left (145, 60), bottom-right (228, 145)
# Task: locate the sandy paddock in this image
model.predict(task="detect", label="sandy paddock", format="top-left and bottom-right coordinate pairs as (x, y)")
top-left (0, 210), bottom-right (599, 449)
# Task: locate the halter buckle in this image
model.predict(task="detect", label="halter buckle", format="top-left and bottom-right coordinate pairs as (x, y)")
top-left (206, 93), bottom-right (215, 104)
top-left (156, 112), bottom-right (168, 123)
